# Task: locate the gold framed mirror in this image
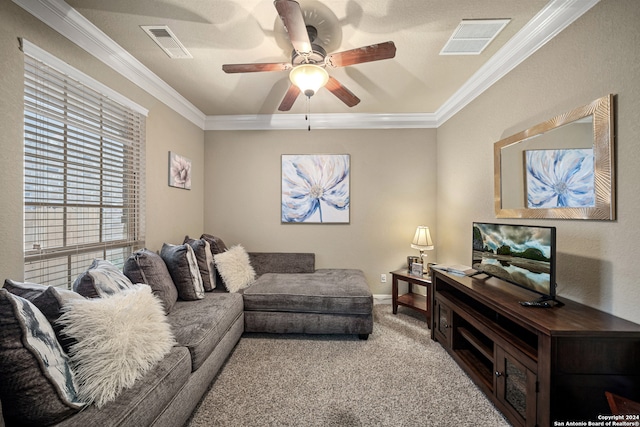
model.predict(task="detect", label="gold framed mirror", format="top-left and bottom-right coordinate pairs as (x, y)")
top-left (494, 94), bottom-right (615, 220)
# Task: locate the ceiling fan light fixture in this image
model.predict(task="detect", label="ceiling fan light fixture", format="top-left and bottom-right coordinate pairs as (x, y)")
top-left (289, 64), bottom-right (329, 97)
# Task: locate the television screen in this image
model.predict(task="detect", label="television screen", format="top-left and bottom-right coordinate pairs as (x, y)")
top-left (472, 222), bottom-right (556, 298)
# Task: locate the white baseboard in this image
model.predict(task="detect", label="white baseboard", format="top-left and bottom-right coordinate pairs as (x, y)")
top-left (373, 294), bottom-right (392, 305)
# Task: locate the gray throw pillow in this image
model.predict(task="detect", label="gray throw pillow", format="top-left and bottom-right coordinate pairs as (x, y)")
top-left (160, 243), bottom-right (205, 301)
top-left (2, 279), bottom-right (49, 300)
top-left (3, 280), bottom-right (85, 353)
top-left (184, 236), bottom-right (217, 291)
top-left (123, 248), bottom-right (179, 313)
top-left (200, 233), bottom-right (228, 254)
top-left (73, 259), bottom-right (134, 298)
top-left (0, 290), bottom-right (86, 425)
top-left (200, 234), bottom-right (228, 288)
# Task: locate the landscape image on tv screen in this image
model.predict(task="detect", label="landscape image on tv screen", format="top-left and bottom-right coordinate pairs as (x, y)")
top-left (472, 223), bottom-right (555, 296)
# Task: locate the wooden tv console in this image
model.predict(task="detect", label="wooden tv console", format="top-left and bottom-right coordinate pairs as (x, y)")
top-left (431, 270), bottom-right (640, 427)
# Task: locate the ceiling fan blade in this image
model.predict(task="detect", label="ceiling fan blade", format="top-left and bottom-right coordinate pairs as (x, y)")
top-left (325, 76), bottom-right (360, 107)
top-left (326, 41), bottom-right (397, 68)
top-left (274, 0), bottom-right (312, 55)
top-left (278, 84), bottom-right (301, 111)
top-left (222, 62), bottom-right (292, 73)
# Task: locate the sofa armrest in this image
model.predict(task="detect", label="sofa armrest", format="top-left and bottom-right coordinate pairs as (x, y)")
top-left (248, 253), bottom-right (315, 276)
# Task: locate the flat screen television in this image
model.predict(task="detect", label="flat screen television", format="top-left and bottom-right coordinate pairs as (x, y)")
top-left (472, 222), bottom-right (557, 302)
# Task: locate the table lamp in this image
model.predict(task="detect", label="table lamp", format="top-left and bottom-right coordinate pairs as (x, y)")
top-left (411, 226), bottom-right (434, 273)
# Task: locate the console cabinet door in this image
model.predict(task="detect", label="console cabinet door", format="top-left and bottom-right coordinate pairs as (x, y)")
top-left (433, 298), bottom-right (452, 347)
top-left (495, 347), bottom-right (537, 427)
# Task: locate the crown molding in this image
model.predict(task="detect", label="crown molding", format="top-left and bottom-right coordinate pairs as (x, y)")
top-left (15, 0), bottom-right (599, 131)
top-left (205, 112), bottom-right (438, 131)
top-left (13, 0), bottom-right (206, 129)
top-left (435, 0), bottom-right (600, 125)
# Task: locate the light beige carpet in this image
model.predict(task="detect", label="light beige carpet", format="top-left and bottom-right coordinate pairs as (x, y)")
top-left (186, 304), bottom-right (511, 426)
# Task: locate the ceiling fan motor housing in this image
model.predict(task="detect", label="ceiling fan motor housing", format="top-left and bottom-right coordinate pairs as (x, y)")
top-left (292, 43), bottom-right (326, 66)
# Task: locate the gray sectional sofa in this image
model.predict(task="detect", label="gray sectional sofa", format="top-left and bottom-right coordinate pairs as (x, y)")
top-left (53, 292), bottom-right (244, 427)
top-left (0, 248), bottom-right (373, 427)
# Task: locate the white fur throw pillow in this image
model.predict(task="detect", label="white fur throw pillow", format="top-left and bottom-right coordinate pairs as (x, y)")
top-left (214, 245), bottom-right (256, 292)
top-left (58, 285), bottom-right (175, 407)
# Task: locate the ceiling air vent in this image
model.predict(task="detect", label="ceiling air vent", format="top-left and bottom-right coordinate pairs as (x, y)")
top-left (440, 19), bottom-right (510, 55)
top-left (141, 25), bottom-right (192, 59)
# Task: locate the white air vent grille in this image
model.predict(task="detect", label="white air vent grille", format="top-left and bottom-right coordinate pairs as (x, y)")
top-left (440, 19), bottom-right (510, 55)
top-left (141, 25), bottom-right (192, 59)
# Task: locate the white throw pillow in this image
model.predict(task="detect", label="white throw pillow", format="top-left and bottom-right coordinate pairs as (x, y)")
top-left (58, 285), bottom-right (175, 407)
top-left (214, 245), bottom-right (256, 292)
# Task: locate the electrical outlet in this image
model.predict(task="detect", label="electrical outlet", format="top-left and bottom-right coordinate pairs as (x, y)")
top-left (380, 274), bottom-right (387, 283)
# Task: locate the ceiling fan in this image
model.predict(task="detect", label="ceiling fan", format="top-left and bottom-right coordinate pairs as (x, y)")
top-left (222, 0), bottom-right (396, 111)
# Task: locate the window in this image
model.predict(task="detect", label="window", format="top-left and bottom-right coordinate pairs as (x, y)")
top-left (23, 43), bottom-right (146, 288)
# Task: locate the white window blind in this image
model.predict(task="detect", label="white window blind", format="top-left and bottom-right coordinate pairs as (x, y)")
top-left (23, 52), bottom-right (146, 288)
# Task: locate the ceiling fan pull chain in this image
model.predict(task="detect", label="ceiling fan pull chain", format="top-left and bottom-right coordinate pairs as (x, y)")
top-left (306, 96), bottom-right (311, 131)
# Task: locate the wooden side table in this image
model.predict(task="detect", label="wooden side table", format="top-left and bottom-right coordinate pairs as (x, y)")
top-left (390, 269), bottom-right (432, 325)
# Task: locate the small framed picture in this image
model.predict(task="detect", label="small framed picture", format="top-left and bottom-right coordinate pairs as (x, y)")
top-left (168, 151), bottom-right (192, 190)
top-left (411, 262), bottom-right (423, 276)
top-left (407, 256), bottom-right (421, 271)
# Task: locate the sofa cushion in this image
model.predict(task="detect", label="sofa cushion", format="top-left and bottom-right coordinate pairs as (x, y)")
top-left (184, 236), bottom-right (217, 291)
top-left (167, 292), bottom-right (244, 371)
top-left (73, 259), bottom-right (134, 298)
top-left (123, 248), bottom-right (179, 314)
top-left (243, 269), bottom-right (373, 315)
top-left (0, 290), bottom-right (86, 426)
top-left (214, 245), bottom-right (256, 293)
top-left (3, 280), bottom-right (84, 353)
top-left (160, 243), bottom-right (205, 301)
top-left (57, 285), bottom-right (175, 407)
top-left (51, 346), bottom-right (192, 427)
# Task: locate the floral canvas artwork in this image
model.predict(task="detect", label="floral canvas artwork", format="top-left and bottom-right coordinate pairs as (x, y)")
top-left (525, 148), bottom-right (595, 209)
top-left (281, 154), bottom-right (350, 223)
top-left (168, 151), bottom-right (191, 190)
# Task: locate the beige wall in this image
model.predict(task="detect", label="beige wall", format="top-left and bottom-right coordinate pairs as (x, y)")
top-left (204, 129), bottom-right (437, 295)
top-left (0, 1), bottom-right (205, 282)
top-left (145, 103), bottom-right (205, 250)
top-left (437, 0), bottom-right (640, 323)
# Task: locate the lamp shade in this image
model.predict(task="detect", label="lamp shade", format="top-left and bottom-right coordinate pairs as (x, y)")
top-left (411, 226), bottom-right (434, 251)
top-left (289, 64), bottom-right (329, 97)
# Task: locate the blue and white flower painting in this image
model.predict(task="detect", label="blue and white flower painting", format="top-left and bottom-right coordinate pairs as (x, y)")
top-left (525, 148), bottom-right (595, 209)
top-left (281, 154), bottom-right (350, 223)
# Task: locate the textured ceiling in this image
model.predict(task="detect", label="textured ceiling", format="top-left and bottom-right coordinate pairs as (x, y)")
top-left (64, 0), bottom-right (549, 116)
